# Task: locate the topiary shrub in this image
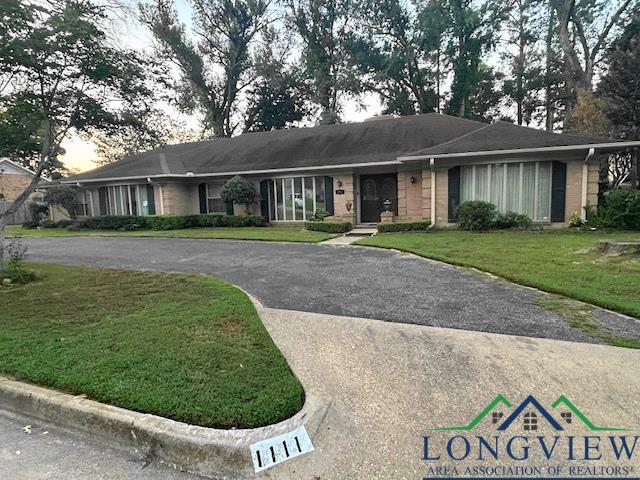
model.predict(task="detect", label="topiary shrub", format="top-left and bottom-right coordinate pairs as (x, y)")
top-left (29, 202), bottom-right (49, 224)
top-left (222, 176), bottom-right (256, 213)
top-left (494, 212), bottom-right (533, 230)
top-left (457, 201), bottom-right (497, 231)
top-left (304, 221), bottom-right (352, 233)
top-left (377, 221), bottom-right (432, 233)
top-left (591, 187), bottom-right (640, 230)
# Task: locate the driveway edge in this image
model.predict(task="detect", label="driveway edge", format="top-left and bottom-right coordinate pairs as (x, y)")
top-left (0, 376), bottom-right (328, 479)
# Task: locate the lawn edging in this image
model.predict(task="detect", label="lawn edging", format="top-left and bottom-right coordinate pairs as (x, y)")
top-left (355, 236), bottom-right (640, 320)
top-left (0, 375), bottom-right (327, 478)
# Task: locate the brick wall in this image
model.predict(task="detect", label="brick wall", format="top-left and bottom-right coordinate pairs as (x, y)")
top-left (397, 170), bottom-right (424, 220)
top-left (434, 169), bottom-right (449, 225)
top-left (0, 173), bottom-right (33, 202)
top-left (330, 174), bottom-right (356, 223)
top-left (160, 183), bottom-right (199, 215)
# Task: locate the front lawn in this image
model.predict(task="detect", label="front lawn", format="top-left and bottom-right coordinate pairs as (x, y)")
top-left (357, 230), bottom-right (640, 319)
top-left (5, 225), bottom-right (332, 242)
top-left (0, 264), bottom-right (304, 428)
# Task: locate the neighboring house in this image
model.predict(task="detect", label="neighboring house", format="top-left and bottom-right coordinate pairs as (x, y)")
top-left (0, 158), bottom-right (49, 224)
top-left (60, 113), bottom-right (640, 226)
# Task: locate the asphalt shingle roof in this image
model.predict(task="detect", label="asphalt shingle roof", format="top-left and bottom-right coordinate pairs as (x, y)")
top-left (404, 121), bottom-right (610, 157)
top-left (66, 113), bottom-right (486, 181)
top-left (65, 114), bottom-right (619, 182)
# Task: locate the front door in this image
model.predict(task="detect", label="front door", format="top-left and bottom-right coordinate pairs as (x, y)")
top-left (359, 174), bottom-right (397, 223)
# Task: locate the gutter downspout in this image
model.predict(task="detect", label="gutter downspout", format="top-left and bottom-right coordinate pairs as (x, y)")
top-left (429, 158), bottom-right (436, 229)
top-left (581, 148), bottom-right (595, 221)
top-left (147, 177), bottom-right (165, 215)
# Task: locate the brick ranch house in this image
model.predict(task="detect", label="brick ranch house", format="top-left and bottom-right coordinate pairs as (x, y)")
top-left (59, 113), bottom-right (639, 227)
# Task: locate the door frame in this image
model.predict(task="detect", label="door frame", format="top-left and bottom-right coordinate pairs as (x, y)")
top-left (356, 172), bottom-right (398, 224)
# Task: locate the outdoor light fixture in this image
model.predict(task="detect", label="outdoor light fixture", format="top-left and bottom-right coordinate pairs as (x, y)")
top-left (383, 199), bottom-right (392, 212)
top-left (410, 176), bottom-right (416, 183)
top-left (346, 200), bottom-right (352, 212)
top-left (337, 180), bottom-right (343, 187)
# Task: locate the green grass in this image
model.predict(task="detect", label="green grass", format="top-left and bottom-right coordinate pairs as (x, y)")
top-left (5, 225), bottom-right (333, 243)
top-left (0, 264), bottom-right (304, 428)
top-left (537, 295), bottom-right (640, 349)
top-left (357, 230), bottom-right (640, 319)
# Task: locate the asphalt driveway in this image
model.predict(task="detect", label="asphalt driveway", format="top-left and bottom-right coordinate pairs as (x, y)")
top-left (20, 236), bottom-right (617, 344)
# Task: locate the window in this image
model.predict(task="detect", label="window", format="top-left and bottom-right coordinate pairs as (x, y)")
top-left (97, 185), bottom-right (155, 216)
top-left (460, 161), bottom-right (552, 221)
top-left (206, 183), bottom-right (225, 213)
top-left (561, 412), bottom-right (572, 424)
top-left (268, 176), bottom-right (326, 221)
top-left (76, 190), bottom-right (90, 216)
top-left (523, 412), bottom-right (538, 431)
top-left (492, 412), bottom-right (504, 424)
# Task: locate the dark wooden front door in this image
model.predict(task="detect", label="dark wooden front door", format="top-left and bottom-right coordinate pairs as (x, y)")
top-left (360, 174), bottom-right (397, 223)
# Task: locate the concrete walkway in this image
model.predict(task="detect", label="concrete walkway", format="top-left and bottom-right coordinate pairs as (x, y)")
top-left (255, 305), bottom-right (640, 479)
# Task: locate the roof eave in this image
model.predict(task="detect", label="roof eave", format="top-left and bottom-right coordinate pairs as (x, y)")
top-left (397, 141), bottom-right (640, 162)
top-left (60, 160), bottom-right (403, 184)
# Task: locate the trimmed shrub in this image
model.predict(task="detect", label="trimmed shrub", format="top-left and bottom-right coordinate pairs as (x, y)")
top-left (21, 221), bottom-right (39, 229)
top-left (29, 202), bottom-right (49, 223)
top-left (378, 220), bottom-right (432, 233)
top-left (79, 215), bottom-right (150, 231)
top-left (304, 221), bottom-right (352, 233)
top-left (222, 176), bottom-right (256, 210)
top-left (55, 219), bottom-right (75, 228)
top-left (494, 212), bottom-right (533, 230)
top-left (40, 219), bottom-right (56, 228)
top-left (590, 187), bottom-right (640, 230)
top-left (77, 214), bottom-right (265, 231)
top-left (457, 201), bottom-right (497, 231)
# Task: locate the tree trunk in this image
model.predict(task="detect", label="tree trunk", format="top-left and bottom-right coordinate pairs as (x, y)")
top-left (545, 4), bottom-right (554, 132)
top-left (0, 220), bottom-right (5, 273)
top-left (632, 149), bottom-right (640, 190)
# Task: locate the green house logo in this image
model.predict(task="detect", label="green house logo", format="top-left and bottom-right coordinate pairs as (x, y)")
top-left (434, 394), bottom-right (626, 432)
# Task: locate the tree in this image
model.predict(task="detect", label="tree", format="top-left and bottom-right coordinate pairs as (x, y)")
top-left (467, 64), bottom-right (504, 122)
top-left (539, 3), bottom-right (571, 131)
top-left (243, 27), bottom-right (307, 131)
top-left (599, 11), bottom-right (640, 189)
top-left (141, 0), bottom-right (273, 137)
top-left (440, 0), bottom-right (505, 118)
top-left (0, 0), bottom-right (152, 270)
top-left (347, 0), bottom-right (438, 115)
top-left (0, 94), bottom-right (67, 178)
top-left (88, 110), bottom-right (202, 165)
top-left (43, 186), bottom-right (81, 221)
top-left (285, 0), bottom-right (359, 124)
top-left (552, 0), bottom-right (635, 98)
top-left (564, 92), bottom-right (610, 136)
top-left (501, 0), bottom-right (545, 125)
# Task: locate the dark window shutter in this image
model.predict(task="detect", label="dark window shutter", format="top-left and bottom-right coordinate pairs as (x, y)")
top-left (324, 176), bottom-right (334, 215)
top-left (551, 161), bottom-right (566, 222)
top-left (259, 180), bottom-right (270, 220)
top-left (147, 185), bottom-right (156, 215)
top-left (98, 187), bottom-right (108, 216)
top-left (198, 183), bottom-right (207, 214)
top-left (448, 166), bottom-right (461, 222)
top-left (225, 201), bottom-right (234, 215)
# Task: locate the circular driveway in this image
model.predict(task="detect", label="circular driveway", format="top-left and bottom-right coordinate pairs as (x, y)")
top-left (23, 236), bottom-right (598, 343)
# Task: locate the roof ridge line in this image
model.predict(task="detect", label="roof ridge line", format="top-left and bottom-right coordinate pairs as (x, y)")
top-left (414, 121), bottom-right (494, 154)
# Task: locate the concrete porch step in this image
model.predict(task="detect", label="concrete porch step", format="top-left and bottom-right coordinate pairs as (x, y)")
top-left (346, 228), bottom-right (377, 236)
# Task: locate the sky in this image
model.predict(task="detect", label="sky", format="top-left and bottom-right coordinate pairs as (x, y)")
top-left (60, 0), bottom-right (383, 173)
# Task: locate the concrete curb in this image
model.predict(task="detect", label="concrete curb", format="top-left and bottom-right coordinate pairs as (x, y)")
top-left (0, 376), bottom-right (327, 479)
